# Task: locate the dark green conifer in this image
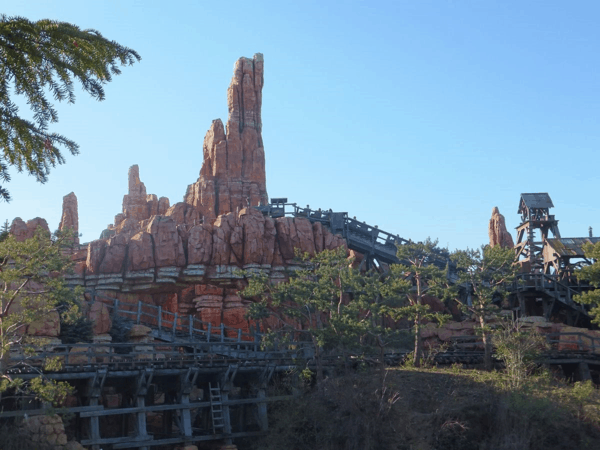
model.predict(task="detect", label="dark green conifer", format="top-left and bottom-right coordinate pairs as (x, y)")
top-left (0, 15), bottom-right (140, 201)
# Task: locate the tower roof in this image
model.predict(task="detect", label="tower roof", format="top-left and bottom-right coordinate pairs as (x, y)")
top-left (518, 193), bottom-right (554, 214)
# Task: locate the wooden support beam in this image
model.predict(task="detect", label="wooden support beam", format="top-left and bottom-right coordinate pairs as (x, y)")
top-left (88, 397), bottom-right (100, 450)
top-left (221, 390), bottom-right (233, 445)
top-left (578, 362), bottom-right (592, 382)
top-left (256, 388), bottom-right (268, 432)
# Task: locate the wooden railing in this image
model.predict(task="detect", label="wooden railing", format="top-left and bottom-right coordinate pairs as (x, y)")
top-left (7, 340), bottom-right (311, 375)
top-left (93, 292), bottom-right (261, 344)
top-left (512, 273), bottom-right (589, 313)
top-left (448, 331), bottom-right (600, 355)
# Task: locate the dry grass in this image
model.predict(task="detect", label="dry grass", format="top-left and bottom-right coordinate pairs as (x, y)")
top-left (252, 366), bottom-right (600, 450)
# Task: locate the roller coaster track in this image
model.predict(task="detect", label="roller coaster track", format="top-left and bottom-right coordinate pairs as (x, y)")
top-left (256, 200), bottom-right (454, 273)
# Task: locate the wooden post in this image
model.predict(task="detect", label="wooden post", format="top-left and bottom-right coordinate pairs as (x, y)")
top-left (207, 323), bottom-right (212, 342)
top-left (86, 370), bottom-right (106, 450)
top-left (158, 306), bottom-right (162, 332)
top-left (221, 323), bottom-right (225, 343)
top-left (257, 387), bottom-right (268, 431)
top-left (173, 312), bottom-right (178, 336)
top-left (137, 301), bottom-right (142, 324)
top-left (136, 395), bottom-right (149, 450)
top-left (89, 397), bottom-right (100, 450)
top-left (134, 369), bottom-right (153, 450)
top-left (189, 315), bottom-right (193, 338)
top-left (221, 390), bottom-right (233, 445)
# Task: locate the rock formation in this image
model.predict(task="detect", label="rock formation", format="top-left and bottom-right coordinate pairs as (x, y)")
top-left (10, 217), bottom-right (50, 242)
top-left (488, 207), bottom-right (514, 248)
top-left (59, 192), bottom-right (79, 243)
top-left (184, 53), bottom-right (268, 219)
top-left (115, 165), bottom-right (170, 227)
top-left (9, 54), bottom-right (348, 335)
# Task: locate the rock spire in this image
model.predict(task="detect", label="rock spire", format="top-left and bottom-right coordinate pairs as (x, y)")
top-left (59, 192), bottom-right (79, 243)
top-left (489, 207), bottom-right (514, 248)
top-left (115, 165), bottom-right (170, 228)
top-left (185, 53), bottom-right (268, 220)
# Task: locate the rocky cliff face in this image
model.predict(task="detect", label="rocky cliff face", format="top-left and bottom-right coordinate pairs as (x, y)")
top-left (184, 53), bottom-right (268, 219)
top-left (488, 207), bottom-right (514, 248)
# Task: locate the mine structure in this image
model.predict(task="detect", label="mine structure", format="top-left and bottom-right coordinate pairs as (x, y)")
top-left (509, 193), bottom-right (596, 326)
top-left (5, 294), bottom-right (304, 449)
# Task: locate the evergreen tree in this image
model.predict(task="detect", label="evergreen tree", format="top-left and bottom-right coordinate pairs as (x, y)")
top-left (0, 15), bottom-right (141, 201)
top-left (0, 220), bottom-right (9, 242)
top-left (384, 238), bottom-right (450, 367)
top-left (243, 247), bottom-right (419, 380)
top-left (0, 227), bottom-right (83, 403)
top-left (451, 245), bottom-right (516, 370)
top-left (574, 241), bottom-right (600, 323)
top-left (244, 247), bottom-right (366, 384)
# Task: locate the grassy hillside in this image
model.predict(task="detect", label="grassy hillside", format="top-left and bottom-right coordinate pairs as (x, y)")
top-left (251, 366), bottom-right (600, 450)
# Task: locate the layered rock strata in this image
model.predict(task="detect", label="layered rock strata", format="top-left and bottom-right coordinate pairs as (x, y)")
top-left (488, 207), bottom-right (514, 248)
top-left (82, 206), bottom-right (346, 291)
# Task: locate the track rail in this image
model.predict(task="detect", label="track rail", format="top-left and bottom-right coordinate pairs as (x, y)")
top-left (256, 200), bottom-right (454, 271)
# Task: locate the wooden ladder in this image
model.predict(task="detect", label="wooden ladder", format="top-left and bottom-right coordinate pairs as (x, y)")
top-left (209, 382), bottom-right (225, 433)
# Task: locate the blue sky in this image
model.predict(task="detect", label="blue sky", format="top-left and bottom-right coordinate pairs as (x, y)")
top-left (3, 1), bottom-right (600, 250)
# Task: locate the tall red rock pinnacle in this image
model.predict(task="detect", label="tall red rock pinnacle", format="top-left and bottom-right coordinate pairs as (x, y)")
top-left (59, 192), bottom-right (79, 243)
top-left (122, 165), bottom-right (148, 221)
top-left (489, 207), bottom-right (515, 248)
top-left (185, 53), bottom-right (268, 220)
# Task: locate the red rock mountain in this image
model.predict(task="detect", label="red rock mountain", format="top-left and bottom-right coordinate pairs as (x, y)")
top-left (10, 54), bottom-right (346, 337)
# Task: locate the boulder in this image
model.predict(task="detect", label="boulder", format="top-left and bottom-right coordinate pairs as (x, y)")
top-left (99, 233), bottom-right (128, 273)
top-left (127, 231), bottom-right (155, 271)
top-left (9, 217), bottom-right (29, 241)
top-left (188, 223), bottom-right (214, 265)
top-left (86, 239), bottom-right (107, 275)
top-left (146, 215), bottom-right (186, 267)
top-left (88, 302), bottom-right (112, 335)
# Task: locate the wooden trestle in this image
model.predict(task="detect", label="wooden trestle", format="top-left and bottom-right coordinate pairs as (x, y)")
top-left (3, 340), bottom-right (298, 449)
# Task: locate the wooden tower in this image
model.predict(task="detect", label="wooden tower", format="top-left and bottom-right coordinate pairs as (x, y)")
top-left (514, 193), bottom-right (561, 273)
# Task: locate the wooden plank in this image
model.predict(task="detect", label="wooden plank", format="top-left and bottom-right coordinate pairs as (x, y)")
top-left (111, 431), bottom-right (266, 449)
top-left (79, 395), bottom-right (292, 417)
top-left (0, 405), bottom-right (104, 418)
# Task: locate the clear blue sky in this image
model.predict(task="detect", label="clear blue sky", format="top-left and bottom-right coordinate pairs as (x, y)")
top-left (3, 0), bottom-right (600, 250)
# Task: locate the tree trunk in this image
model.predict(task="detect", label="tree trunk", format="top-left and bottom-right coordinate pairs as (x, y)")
top-left (379, 337), bottom-right (386, 385)
top-left (413, 313), bottom-right (422, 367)
top-left (478, 316), bottom-right (493, 371)
top-left (312, 336), bottom-right (324, 388)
